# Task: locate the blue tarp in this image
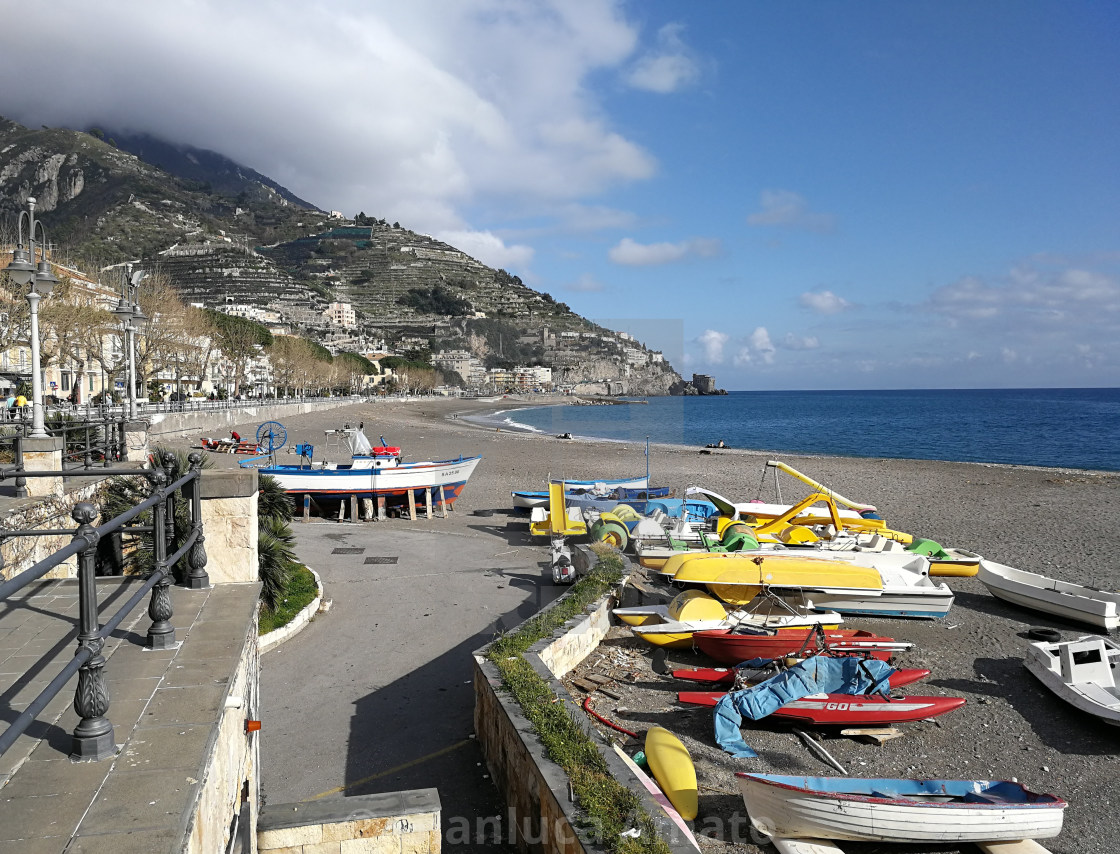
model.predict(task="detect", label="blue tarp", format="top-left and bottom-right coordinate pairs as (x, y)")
top-left (714, 656), bottom-right (895, 758)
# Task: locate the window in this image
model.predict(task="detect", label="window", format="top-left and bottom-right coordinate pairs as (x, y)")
top-left (62, 374), bottom-right (71, 392)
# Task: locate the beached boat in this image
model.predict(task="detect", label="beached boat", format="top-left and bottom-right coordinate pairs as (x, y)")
top-left (690, 627), bottom-right (911, 665)
top-left (679, 668), bottom-right (931, 706)
top-left (977, 560), bottom-right (1120, 630)
top-left (240, 429), bottom-right (481, 506)
top-left (670, 552), bottom-right (955, 619)
top-left (1024, 634), bottom-right (1120, 725)
top-left (610, 745), bottom-right (700, 851)
top-left (511, 476), bottom-right (650, 509)
top-left (736, 774), bottom-right (1066, 843)
top-left (766, 692), bottom-right (964, 725)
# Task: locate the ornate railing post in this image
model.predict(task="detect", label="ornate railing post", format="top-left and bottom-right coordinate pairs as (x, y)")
top-left (71, 502), bottom-right (115, 760)
top-left (184, 453), bottom-right (210, 589)
top-left (116, 415), bottom-right (127, 462)
top-left (83, 422), bottom-right (93, 469)
top-left (146, 470), bottom-right (176, 648)
top-left (13, 430), bottom-right (27, 499)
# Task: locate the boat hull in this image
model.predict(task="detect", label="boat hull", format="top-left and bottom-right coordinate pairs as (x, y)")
top-left (678, 669), bottom-right (931, 705)
top-left (691, 629), bottom-right (907, 665)
top-left (736, 774), bottom-right (1065, 843)
top-left (257, 455), bottom-right (481, 503)
top-left (767, 693), bottom-right (965, 725)
top-left (511, 476), bottom-right (650, 508)
top-left (1024, 635), bottom-right (1120, 725)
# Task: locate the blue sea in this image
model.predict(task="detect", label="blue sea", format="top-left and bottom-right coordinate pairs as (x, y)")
top-left (486, 388), bottom-right (1120, 472)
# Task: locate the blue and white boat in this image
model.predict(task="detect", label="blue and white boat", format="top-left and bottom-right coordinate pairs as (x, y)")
top-left (511, 477), bottom-right (654, 510)
top-left (736, 774), bottom-right (1066, 844)
top-left (241, 429), bottom-right (481, 506)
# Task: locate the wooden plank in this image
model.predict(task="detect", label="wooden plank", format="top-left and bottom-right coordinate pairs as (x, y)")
top-left (584, 673), bottom-right (614, 685)
top-left (350, 495), bottom-right (359, 524)
top-left (977, 841), bottom-right (1052, 854)
top-left (598, 686), bottom-right (623, 700)
top-left (377, 495), bottom-right (386, 521)
top-left (439, 485), bottom-right (448, 518)
top-left (303, 494), bottom-right (310, 523)
top-left (840, 727), bottom-right (903, 745)
top-left (571, 677), bottom-right (600, 693)
top-left (407, 489), bottom-right (417, 521)
top-left (426, 487), bottom-right (434, 520)
top-left (337, 500), bottom-right (346, 522)
top-left (770, 838), bottom-right (846, 854)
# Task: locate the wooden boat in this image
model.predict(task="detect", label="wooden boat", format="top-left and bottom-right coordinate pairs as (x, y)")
top-left (643, 727), bottom-right (698, 821)
top-left (1024, 634), bottom-right (1120, 725)
top-left (241, 430), bottom-right (481, 506)
top-left (610, 745), bottom-right (700, 851)
top-left (978, 560), bottom-right (1120, 629)
top-left (690, 627), bottom-right (910, 665)
top-left (511, 476), bottom-right (650, 509)
top-left (678, 668), bottom-right (932, 706)
top-left (736, 774), bottom-right (1066, 843)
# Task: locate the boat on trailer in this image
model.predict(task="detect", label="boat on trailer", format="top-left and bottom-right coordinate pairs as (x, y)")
top-left (240, 429), bottom-right (481, 507)
top-left (977, 560), bottom-right (1120, 630)
top-left (736, 774), bottom-right (1066, 844)
top-left (1024, 634), bottom-right (1120, 725)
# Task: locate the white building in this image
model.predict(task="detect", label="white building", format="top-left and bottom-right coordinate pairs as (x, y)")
top-left (322, 302), bottom-right (356, 328)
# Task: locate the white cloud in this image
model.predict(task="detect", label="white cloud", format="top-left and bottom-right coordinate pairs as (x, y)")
top-left (608, 236), bottom-right (721, 266)
top-left (567, 273), bottom-right (604, 293)
top-left (0, 1), bottom-right (658, 248)
top-left (732, 327), bottom-right (776, 366)
top-left (624, 23), bottom-right (700, 93)
top-left (697, 329), bottom-right (729, 363)
top-left (780, 333), bottom-right (820, 350)
top-left (748, 190), bottom-right (835, 232)
top-left (799, 290), bottom-right (852, 315)
top-left (435, 230), bottom-right (533, 270)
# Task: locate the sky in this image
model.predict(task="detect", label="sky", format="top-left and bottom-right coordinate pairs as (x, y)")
top-left (2, 1), bottom-right (1118, 390)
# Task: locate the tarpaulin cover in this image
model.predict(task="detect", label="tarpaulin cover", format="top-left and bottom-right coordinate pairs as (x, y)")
top-left (714, 656), bottom-right (895, 758)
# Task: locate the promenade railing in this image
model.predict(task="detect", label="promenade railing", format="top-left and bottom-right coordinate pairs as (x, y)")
top-left (0, 451), bottom-right (210, 761)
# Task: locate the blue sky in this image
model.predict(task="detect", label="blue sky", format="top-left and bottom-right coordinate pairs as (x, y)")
top-left (3, 1), bottom-right (1118, 389)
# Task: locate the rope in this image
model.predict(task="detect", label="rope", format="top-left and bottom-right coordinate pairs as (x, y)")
top-left (582, 696), bottom-right (638, 738)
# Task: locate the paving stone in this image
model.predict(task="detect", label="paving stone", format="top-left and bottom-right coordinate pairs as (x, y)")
top-left (159, 660), bottom-right (232, 689)
top-left (77, 767), bottom-right (198, 835)
top-left (65, 827), bottom-right (182, 853)
top-left (104, 676), bottom-right (164, 702)
top-left (141, 682), bottom-right (229, 725)
top-left (0, 756), bottom-right (112, 797)
top-left (0, 834), bottom-right (72, 854)
top-left (0, 792), bottom-right (88, 841)
top-left (114, 724), bottom-right (212, 773)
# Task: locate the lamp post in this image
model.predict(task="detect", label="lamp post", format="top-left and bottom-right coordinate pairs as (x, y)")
top-left (111, 265), bottom-right (148, 420)
top-left (4, 197), bottom-right (59, 439)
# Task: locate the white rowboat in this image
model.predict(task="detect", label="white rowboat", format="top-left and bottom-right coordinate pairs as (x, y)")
top-left (977, 560), bottom-right (1120, 630)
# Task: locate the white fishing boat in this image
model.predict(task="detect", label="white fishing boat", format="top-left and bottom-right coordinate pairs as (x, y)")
top-left (977, 560), bottom-right (1120, 630)
top-left (736, 774), bottom-right (1066, 844)
top-left (241, 429), bottom-right (481, 506)
top-left (1024, 634), bottom-right (1120, 726)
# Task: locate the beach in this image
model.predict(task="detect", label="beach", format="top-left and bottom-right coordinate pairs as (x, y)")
top-left (182, 396), bottom-right (1120, 853)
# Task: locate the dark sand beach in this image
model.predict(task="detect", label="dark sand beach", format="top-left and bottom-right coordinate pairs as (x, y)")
top-left (184, 396), bottom-right (1120, 853)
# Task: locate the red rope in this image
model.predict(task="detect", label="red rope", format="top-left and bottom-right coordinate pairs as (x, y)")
top-left (582, 696), bottom-right (638, 738)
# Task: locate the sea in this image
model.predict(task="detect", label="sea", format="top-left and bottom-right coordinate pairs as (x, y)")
top-left (473, 388), bottom-right (1120, 472)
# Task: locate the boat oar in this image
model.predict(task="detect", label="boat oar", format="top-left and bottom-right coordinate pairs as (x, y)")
top-left (793, 728), bottom-right (847, 774)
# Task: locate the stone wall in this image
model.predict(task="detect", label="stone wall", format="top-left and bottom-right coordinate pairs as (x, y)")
top-left (472, 551), bottom-right (697, 854)
top-left (146, 398), bottom-right (357, 440)
top-left (258, 789), bottom-right (441, 853)
top-left (186, 601), bottom-right (262, 854)
top-left (200, 469), bottom-right (260, 584)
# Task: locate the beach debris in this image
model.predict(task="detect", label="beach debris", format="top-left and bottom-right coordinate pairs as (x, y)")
top-left (841, 727), bottom-right (903, 746)
top-left (793, 728), bottom-right (848, 773)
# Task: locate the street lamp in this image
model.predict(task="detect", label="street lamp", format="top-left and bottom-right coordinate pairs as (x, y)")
top-left (111, 265), bottom-right (148, 419)
top-left (4, 197), bottom-right (59, 439)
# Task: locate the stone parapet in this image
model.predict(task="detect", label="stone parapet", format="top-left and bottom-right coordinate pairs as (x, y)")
top-left (258, 789), bottom-right (441, 853)
top-left (19, 436), bottom-right (62, 498)
top-left (200, 468), bottom-right (259, 584)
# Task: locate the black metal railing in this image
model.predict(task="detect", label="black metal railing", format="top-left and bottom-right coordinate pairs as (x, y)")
top-left (0, 451), bottom-right (209, 761)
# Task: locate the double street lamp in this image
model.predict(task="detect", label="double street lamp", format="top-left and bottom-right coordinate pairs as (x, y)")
top-left (4, 196), bottom-right (59, 439)
top-left (111, 265), bottom-right (148, 420)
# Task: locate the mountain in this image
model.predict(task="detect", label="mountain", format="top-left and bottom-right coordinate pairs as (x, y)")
top-left (0, 118), bottom-right (681, 394)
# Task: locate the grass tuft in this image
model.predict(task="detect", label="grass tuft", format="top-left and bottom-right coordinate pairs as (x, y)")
top-left (258, 564), bottom-right (319, 634)
top-left (487, 547), bottom-right (670, 854)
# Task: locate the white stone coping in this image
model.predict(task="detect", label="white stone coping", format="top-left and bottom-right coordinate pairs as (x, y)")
top-left (258, 564), bottom-right (324, 654)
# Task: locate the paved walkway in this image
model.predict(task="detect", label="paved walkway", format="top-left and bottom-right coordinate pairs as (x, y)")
top-left (259, 516), bottom-right (560, 853)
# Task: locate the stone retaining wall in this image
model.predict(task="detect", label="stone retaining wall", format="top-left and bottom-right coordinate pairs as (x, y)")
top-left (146, 399), bottom-right (357, 439)
top-left (472, 548), bottom-right (697, 854)
top-left (258, 788), bottom-right (441, 853)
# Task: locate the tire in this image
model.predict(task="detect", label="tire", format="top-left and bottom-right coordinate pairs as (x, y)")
top-left (1027, 627), bottom-right (1061, 643)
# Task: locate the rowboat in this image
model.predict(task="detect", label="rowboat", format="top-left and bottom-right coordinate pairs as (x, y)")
top-left (679, 668), bottom-right (931, 706)
top-left (736, 774), bottom-right (1066, 843)
top-left (690, 627), bottom-right (910, 665)
top-left (241, 429), bottom-right (481, 506)
top-left (1024, 634), bottom-right (1120, 725)
top-left (511, 476), bottom-right (650, 509)
top-left (978, 560), bottom-right (1120, 629)
top-left (643, 727), bottom-right (698, 821)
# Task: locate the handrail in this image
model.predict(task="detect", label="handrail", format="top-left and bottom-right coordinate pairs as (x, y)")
top-left (0, 450), bottom-right (210, 760)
